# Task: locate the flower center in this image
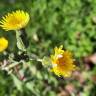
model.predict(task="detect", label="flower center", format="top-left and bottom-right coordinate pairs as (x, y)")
top-left (57, 54), bottom-right (65, 65)
top-left (8, 16), bottom-right (21, 25)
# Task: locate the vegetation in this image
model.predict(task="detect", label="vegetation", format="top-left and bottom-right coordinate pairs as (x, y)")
top-left (0, 0), bottom-right (96, 96)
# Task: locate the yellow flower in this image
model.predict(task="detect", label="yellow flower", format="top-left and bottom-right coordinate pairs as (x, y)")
top-left (0, 10), bottom-right (30, 31)
top-left (51, 45), bottom-right (77, 77)
top-left (0, 37), bottom-right (8, 52)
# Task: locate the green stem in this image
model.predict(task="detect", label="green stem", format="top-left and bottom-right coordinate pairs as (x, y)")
top-left (3, 60), bottom-right (24, 71)
top-left (37, 59), bottom-right (42, 62)
top-left (3, 62), bottom-right (19, 71)
top-left (29, 58), bottom-right (42, 62)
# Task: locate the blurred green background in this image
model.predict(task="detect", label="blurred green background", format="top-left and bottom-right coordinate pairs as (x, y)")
top-left (0, 0), bottom-right (96, 96)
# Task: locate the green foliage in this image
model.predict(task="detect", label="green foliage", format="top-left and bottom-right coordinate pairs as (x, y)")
top-left (0, 0), bottom-right (96, 96)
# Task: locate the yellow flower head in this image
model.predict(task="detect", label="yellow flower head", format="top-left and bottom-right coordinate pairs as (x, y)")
top-left (51, 45), bottom-right (77, 77)
top-left (0, 37), bottom-right (8, 52)
top-left (0, 10), bottom-right (30, 31)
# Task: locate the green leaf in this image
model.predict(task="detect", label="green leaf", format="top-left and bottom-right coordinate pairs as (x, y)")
top-left (16, 30), bottom-right (26, 51)
top-left (11, 74), bottom-right (23, 92)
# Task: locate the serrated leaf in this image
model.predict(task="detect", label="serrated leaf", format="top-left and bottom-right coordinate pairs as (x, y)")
top-left (16, 31), bottom-right (26, 51)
